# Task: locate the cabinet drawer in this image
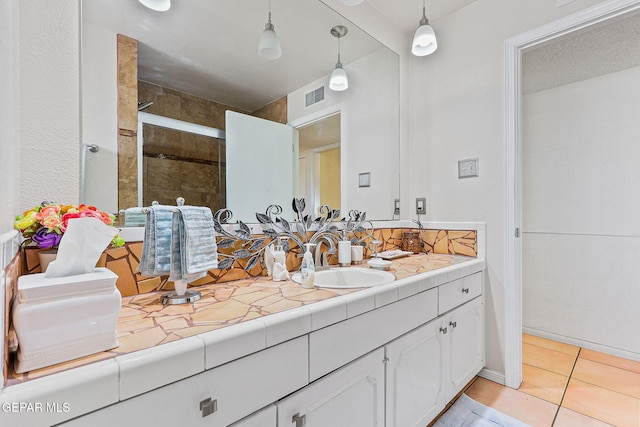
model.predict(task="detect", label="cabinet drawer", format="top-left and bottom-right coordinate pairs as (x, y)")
top-left (62, 337), bottom-right (308, 427)
top-left (438, 272), bottom-right (482, 315)
top-left (309, 288), bottom-right (437, 381)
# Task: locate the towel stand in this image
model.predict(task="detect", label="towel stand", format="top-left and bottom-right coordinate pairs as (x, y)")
top-left (160, 283), bottom-right (201, 305)
top-left (142, 197), bottom-right (203, 305)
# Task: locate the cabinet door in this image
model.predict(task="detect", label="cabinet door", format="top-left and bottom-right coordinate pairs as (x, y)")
top-left (445, 296), bottom-right (484, 401)
top-left (277, 348), bottom-right (385, 427)
top-left (385, 319), bottom-right (446, 427)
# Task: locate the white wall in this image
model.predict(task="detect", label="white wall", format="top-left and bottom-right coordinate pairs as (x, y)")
top-left (1, 0), bottom-right (81, 232)
top-left (82, 23), bottom-right (118, 213)
top-left (18, 0), bottom-right (81, 212)
top-left (408, 0), bottom-right (604, 377)
top-left (289, 48), bottom-right (400, 219)
top-left (522, 66), bottom-right (640, 357)
top-left (0, 0), bottom-right (20, 390)
top-left (0, 0), bottom-right (20, 234)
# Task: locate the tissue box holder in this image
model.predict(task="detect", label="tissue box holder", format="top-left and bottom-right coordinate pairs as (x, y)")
top-left (12, 268), bottom-right (121, 373)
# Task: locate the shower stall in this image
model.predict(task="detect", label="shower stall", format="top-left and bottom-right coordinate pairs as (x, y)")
top-left (137, 112), bottom-right (226, 212)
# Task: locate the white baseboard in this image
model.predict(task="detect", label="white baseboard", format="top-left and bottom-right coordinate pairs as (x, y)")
top-left (478, 368), bottom-right (505, 386)
top-left (523, 327), bottom-right (640, 362)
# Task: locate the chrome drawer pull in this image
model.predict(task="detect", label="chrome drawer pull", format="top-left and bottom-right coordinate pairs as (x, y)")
top-left (449, 321), bottom-right (457, 328)
top-left (292, 412), bottom-right (307, 427)
top-left (439, 326), bottom-right (448, 334)
top-left (200, 398), bottom-right (217, 418)
top-left (461, 287), bottom-right (470, 294)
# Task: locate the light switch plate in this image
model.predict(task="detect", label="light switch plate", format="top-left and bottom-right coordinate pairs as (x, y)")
top-left (416, 197), bottom-right (426, 215)
top-left (458, 158), bottom-right (479, 178)
top-left (394, 199), bottom-right (400, 215)
top-left (358, 172), bottom-right (371, 188)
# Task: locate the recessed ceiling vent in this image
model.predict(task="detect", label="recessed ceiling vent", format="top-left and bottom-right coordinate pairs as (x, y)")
top-left (305, 86), bottom-right (325, 108)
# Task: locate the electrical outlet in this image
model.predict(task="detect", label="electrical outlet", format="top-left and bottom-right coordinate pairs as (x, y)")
top-left (416, 197), bottom-right (426, 215)
top-left (394, 199), bottom-right (400, 215)
top-left (458, 158), bottom-right (479, 178)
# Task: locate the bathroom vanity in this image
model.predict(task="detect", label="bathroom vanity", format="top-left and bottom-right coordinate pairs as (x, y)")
top-left (0, 224), bottom-right (486, 427)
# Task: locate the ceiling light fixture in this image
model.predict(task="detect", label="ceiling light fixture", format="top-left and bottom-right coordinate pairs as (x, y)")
top-left (138, 0), bottom-right (171, 12)
top-left (329, 25), bottom-right (349, 92)
top-left (412, 0), bottom-right (437, 56)
top-left (258, 0), bottom-right (282, 60)
top-left (339, 0), bottom-right (365, 5)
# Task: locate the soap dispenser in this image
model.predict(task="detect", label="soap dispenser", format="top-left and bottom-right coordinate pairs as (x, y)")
top-left (273, 238), bottom-right (287, 266)
top-left (338, 231), bottom-right (352, 267)
top-left (300, 243), bottom-right (316, 289)
top-left (271, 237), bottom-right (290, 281)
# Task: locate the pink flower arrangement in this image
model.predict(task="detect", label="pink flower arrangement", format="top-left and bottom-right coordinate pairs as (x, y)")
top-left (14, 203), bottom-right (124, 249)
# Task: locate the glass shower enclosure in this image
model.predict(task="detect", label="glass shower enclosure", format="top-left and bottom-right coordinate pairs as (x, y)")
top-left (137, 112), bottom-right (226, 212)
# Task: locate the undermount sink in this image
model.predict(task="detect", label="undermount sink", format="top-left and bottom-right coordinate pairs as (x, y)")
top-left (293, 268), bottom-right (395, 289)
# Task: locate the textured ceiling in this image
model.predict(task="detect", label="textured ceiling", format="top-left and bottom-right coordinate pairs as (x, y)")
top-left (523, 9), bottom-right (640, 94)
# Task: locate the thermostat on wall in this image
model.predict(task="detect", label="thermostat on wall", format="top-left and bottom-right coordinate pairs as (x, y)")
top-left (359, 172), bottom-right (371, 187)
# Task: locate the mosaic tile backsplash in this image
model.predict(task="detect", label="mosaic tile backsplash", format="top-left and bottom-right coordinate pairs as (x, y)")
top-left (22, 228), bottom-right (476, 297)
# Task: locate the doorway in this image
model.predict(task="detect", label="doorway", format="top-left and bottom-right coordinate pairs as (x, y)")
top-left (296, 112), bottom-right (342, 216)
top-left (504, 0), bottom-right (640, 389)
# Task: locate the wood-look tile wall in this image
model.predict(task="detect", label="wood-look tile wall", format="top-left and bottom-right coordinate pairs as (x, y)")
top-left (116, 34), bottom-right (287, 214)
top-left (117, 35), bottom-right (139, 211)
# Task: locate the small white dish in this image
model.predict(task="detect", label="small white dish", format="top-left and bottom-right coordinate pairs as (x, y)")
top-left (374, 250), bottom-right (413, 260)
top-left (367, 258), bottom-right (392, 271)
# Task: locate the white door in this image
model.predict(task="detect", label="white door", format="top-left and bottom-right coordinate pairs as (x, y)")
top-left (385, 318), bottom-right (446, 427)
top-left (446, 296), bottom-right (484, 401)
top-left (277, 348), bottom-right (385, 427)
top-left (226, 111), bottom-right (298, 221)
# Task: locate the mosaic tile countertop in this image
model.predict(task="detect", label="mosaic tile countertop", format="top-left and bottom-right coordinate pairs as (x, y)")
top-left (7, 253), bottom-right (473, 386)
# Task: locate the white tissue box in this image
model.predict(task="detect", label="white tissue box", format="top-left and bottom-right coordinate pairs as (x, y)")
top-left (12, 268), bottom-right (121, 373)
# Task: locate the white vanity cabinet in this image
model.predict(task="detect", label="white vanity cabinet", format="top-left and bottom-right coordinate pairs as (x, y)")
top-left (61, 337), bottom-right (307, 427)
top-left (442, 295), bottom-right (484, 402)
top-left (385, 317), bottom-right (446, 427)
top-left (277, 348), bottom-right (385, 427)
top-left (47, 263), bottom-right (485, 427)
top-left (385, 274), bottom-right (484, 427)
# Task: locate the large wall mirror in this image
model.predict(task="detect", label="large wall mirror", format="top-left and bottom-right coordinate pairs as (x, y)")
top-left (81, 0), bottom-right (399, 222)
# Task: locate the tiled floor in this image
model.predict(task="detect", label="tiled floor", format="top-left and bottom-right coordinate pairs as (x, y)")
top-left (464, 334), bottom-right (640, 427)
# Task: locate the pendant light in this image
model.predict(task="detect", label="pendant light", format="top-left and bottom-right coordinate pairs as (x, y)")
top-left (329, 26), bottom-right (349, 92)
top-left (259, 0), bottom-right (282, 60)
top-left (138, 0), bottom-right (171, 12)
top-left (412, 0), bottom-right (437, 56)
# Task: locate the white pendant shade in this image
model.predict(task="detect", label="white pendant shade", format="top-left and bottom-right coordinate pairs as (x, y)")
top-left (259, 23), bottom-right (282, 60)
top-left (329, 65), bottom-right (348, 91)
top-left (339, 0), bottom-right (365, 5)
top-left (138, 0), bottom-right (170, 12)
top-left (412, 22), bottom-right (437, 56)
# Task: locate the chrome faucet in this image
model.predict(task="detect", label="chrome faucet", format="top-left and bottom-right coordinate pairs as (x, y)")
top-left (312, 235), bottom-right (336, 271)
